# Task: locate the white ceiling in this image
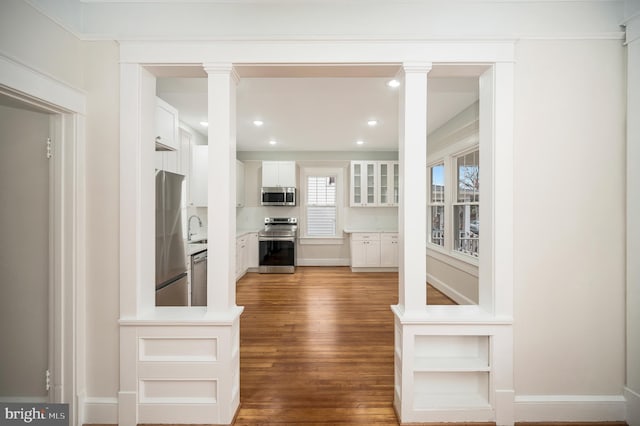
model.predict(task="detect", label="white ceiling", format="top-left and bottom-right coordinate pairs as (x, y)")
top-left (156, 65), bottom-right (480, 151)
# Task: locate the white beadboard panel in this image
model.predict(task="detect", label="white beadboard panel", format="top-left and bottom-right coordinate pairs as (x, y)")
top-left (514, 394), bottom-right (626, 422)
top-left (139, 337), bottom-right (217, 362)
top-left (139, 379), bottom-right (217, 404)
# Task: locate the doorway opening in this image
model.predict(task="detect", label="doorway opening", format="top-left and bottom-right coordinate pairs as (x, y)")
top-left (0, 93), bottom-right (52, 403)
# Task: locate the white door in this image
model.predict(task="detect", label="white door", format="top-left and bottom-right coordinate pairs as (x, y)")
top-left (0, 96), bottom-right (51, 402)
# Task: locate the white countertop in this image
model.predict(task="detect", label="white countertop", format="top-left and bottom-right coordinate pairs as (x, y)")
top-left (343, 228), bottom-right (398, 233)
top-left (236, 228), bottom-right (261, 237)
top-left (187, 243), bottom-right (207, 256)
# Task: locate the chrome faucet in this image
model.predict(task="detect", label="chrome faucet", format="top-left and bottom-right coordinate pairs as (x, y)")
top-left (187, 215), bottom-right (202, 241)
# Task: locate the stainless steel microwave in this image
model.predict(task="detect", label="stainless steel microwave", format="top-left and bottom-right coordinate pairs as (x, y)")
top-left (261, 187), bottom-right (296, 206)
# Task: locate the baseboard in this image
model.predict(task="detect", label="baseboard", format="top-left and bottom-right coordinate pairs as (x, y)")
top-left (625, 387), bottom-right (640, 425)
top-left (83, 397), bottom-right (118, 424)
top-left (297, 258), bottom-right (350, 266)
top-left (427, 273), bottom-right (476, 305)
top-left (514, 394), bottom-right (626, 422)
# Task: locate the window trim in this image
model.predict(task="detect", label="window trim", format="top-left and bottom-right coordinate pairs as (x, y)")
top-left (427, 139), bottom-right (480, 267)
top-left (300, 166), bottom-right (345, 243)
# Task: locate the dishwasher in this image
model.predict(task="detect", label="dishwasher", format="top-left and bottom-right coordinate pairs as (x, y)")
top-left (190, 250), bottom-right (207, 306)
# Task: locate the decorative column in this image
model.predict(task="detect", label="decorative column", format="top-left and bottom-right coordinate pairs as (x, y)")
top-left (625, 9), bottom-right (640, 424)
top-left (204, 64), bottom-right (239, 311)
top-left (398, 62), bottom-right (431, 313)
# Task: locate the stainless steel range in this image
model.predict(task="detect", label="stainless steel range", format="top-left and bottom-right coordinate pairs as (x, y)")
top-left (258, 217), bottom-right (298, 273)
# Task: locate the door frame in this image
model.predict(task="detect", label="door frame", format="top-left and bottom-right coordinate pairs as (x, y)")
top-left (0, 53), bottom-right (86, 425)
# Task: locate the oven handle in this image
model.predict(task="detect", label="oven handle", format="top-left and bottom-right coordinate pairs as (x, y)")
top-left (259, 236), bottom-right (296, 242)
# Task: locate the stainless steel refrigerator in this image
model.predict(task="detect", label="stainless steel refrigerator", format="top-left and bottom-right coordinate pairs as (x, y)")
top-left (155, 170), bottom-right (188, 306)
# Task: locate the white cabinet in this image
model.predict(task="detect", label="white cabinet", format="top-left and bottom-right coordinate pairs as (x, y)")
top-left (378, 162), bottom-right (399, 206)
top-left (380, 233), bottom-right (399, 267)
top-left (155, 97), bottom-right (179, 151)
top-left (236, 235), bottom-right (247, 280)
top-left (155, 98), bottom-right (183, 174)
top-left (236, 160), bottom-right (245, 208)
top-left (236, 232), bottom-right (259, 280)
top-left (350, 161), bottom-right (377, 206)
top-left (246, 232), bottom-right (259, 269)
top-left (350, 161), bottom-right (399, 207)
top-left (191, 145), bottom-right (208, 207)
top-left (350, 232), bottom-right (398, 270)
top-left (262, 161), bottom-right (296, 187)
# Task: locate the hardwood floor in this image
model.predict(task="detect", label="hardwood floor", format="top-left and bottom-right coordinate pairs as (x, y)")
top-left (235, 266), bottom-right (456, 425)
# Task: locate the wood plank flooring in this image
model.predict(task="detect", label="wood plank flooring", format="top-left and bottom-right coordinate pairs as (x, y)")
top-left (235, 266), bottom-right (454, 425)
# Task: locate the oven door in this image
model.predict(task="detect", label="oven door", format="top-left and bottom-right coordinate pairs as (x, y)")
top-left (258, 236), bottom-right (295, 273)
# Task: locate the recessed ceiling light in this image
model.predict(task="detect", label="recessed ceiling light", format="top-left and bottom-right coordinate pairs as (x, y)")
top-left (200, 121), bottom-right (209, 127)
top-left (387, 79), bottom-right (400, 88)
top-left (367, 120), bottom-right (378, 126)
top-left (269, 140), bottom-right (277, 145)
top-left (356, 140), bottom-right (364, 145)
top-left (253, 120), bottom-right (264, 127)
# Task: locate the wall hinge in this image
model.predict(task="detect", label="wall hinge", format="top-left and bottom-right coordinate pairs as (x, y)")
top-left (46, 137), bottom-right (52, 159)
top-left (45, 369), bottom-right (51, 391)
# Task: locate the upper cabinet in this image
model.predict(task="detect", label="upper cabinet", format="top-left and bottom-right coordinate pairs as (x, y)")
top-left (155, 97), bottom-right (179, 151)
top-left (378, 162), bottom-right (399, 207)
top-left (262, 161), bottom-right (296, 187)
top-left (350, 161), bottom-right (399, 207)
top-left (350, 161), bottom-right (377, 207)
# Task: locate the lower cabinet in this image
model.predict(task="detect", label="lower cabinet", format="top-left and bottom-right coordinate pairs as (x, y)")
top-left (235, 236), bottom-right (246, 280)
top-left (350, 232), bottom-right (398, 270)
top-left (236, 232), bottom-right (259, 280)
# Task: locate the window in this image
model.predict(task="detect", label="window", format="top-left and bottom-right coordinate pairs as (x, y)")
top-left (428, 163), bottom-right (445, 247)
top-left (306, 175), bottom-right (337, 237)
top-left (427, 147), bottom-right (479, 260)
top-left (453, 149), bottom-right (479, 257)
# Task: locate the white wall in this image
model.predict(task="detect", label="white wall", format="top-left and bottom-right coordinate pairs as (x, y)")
top-left (0, 102), bottom-right (50, 400)
top-left (513, 39), bottom-right (626, 399)
top-left (82, 40), bottom-right (121, 400)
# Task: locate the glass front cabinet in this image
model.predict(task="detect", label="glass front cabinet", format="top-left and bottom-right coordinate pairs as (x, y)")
top-left (350, 161), bottom-right (399, 207)
top-left (350, 161), bottom-right (378, 207)
top-left (378, 161), bottom-right (399, 207)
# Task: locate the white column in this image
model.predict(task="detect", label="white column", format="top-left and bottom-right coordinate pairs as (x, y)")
top-left (204, 64), bottom-right (239, 311)
top-left (398, 63), bottom-right (431, 313)
top-left (625, 11), bottom-right (640, 425)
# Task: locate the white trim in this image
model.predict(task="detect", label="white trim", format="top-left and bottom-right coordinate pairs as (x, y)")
top-left (82, 397), bottom-right (119, 424)
top-left (300, 166), bottom-right (345, 239)
top-left (427, 272), bottom-right (476, 306)
top-left (514, 394), bottom-right (627, 422)
top-left (297, 257), bottom-right (350, 266)
top-left (0, 53), bottom-right (86, 114)
top-left (351, 267), bottom-right (398, 273)
top-left (626, 387), bottom-right (640, 425)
